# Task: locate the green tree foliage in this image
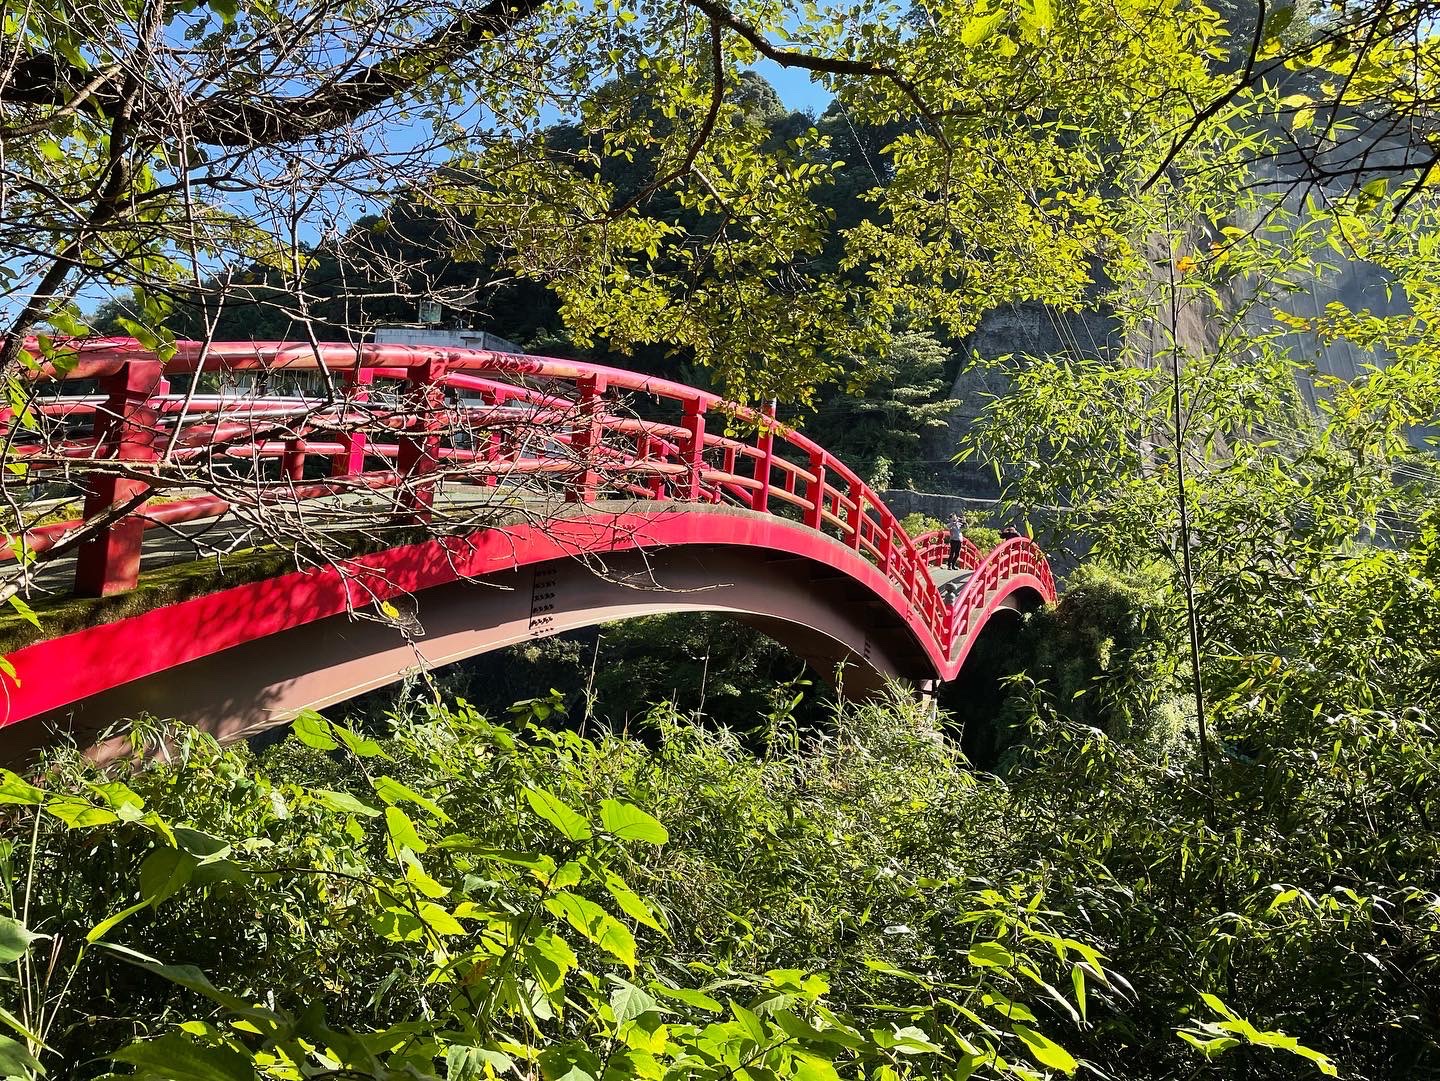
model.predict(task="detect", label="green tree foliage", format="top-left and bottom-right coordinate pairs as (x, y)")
top-left (799, 328), bottom-right (957, 489)
top-left (0, 698), bottom-right (1107, 1080)
top-left (4, 666), bottom-right (1415, 1078)
top-left (947, 94), bottom-right (1440, 1080)
top-left (4, 0), bottom-right (1239, 402)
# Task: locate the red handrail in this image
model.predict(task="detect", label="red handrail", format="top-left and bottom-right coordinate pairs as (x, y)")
top-left (5, 337), bottom-right (1055, 662)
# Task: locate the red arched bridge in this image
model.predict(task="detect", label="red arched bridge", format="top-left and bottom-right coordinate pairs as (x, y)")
top-left (0, 337), bottom-right (1055, 752)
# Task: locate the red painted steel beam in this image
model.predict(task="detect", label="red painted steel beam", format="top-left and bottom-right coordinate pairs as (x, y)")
top-left (1, 508), bottom-right (954, 726)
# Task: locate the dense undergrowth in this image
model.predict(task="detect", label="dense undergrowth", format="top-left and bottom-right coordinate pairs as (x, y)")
top-left (2, 639), bottom-right (1436, 1079)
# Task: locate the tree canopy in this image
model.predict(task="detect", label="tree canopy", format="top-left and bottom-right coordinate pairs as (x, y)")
top-left (5, 0), bottom-right (1236, 401)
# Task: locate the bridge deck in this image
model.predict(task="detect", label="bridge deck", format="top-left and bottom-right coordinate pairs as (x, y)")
top-left (24, 486), bottom-right (974, 601)
top-left (5, 489), bottom-right (916, 655)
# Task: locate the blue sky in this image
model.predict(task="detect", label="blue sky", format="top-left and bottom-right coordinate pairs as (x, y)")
top-left (752, 59), bottom-right (833, 115)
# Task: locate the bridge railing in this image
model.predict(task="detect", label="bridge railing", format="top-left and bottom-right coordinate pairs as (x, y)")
top-left (6, 337), bottom-right (976, 653)
top-left (941, 537), bottom-right (1056, 657)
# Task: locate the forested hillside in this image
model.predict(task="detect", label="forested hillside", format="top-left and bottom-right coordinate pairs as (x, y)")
top-left (4, 0), bottom-right (1440, 1076)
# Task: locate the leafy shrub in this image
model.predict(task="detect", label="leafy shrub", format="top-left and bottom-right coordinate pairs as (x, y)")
top-left (0, 695), bottom-right (1101, 1081)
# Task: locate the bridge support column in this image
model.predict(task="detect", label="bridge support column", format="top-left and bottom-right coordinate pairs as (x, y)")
top-left (74, 361), bottom-right (167, 597)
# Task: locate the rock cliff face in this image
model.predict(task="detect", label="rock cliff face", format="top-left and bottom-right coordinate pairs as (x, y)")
top-left (932, 302), bottom-right (1122, 496)
top-left (928, 242), bottom-right (1418, 498)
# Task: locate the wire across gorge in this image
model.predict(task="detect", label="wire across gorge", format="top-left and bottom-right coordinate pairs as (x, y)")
top-left (3, 337), bottom-right (1053, 662)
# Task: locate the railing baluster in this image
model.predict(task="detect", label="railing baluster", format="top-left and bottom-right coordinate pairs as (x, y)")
top-left (396, 358), bottom-right (445, 523)
top-left (74, 360), bottom-right (167, 597)
top-left (681, 399), bottom-right (706, 502)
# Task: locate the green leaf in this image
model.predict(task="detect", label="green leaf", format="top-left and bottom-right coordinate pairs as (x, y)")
top-left (1178, 1030), bottom-right (1242, 1058)
top-left (0, 770), bottom-right (41, 806)
top-left (44, 797), bottom-right (118, 828)
top-left (792, 1054), bottom-right (841, 1081)
top-left (884, 1025), bottom-right (943, 1055)
top-left (448, 1046), bottom-right (516, 1080)
top-left (0, 916), bottom-right (38, 963)
top-left (526, 788), bottom-right (592, 841)
top-left (174, 827), bottom-right (233, 866)
top-left (966, 941), bottom-right (1015, 968)
top-left (290, 710), bottom-right (338, 750)
top-left (385, 806), bottom-right (428, 852)
top-left (609, 976), bottom-right (659, 1023)
top-left (961, 6), bottom-right (1007, 46)
top-left (111, 1030), bottom-right (254, 1081)
top-left (1012, 1024), bottom-right (1077, 1075)
top-left (731, 1001), bottom-right (767, 1044)
top-left (139, 847), bottom-right (198, 906)
top-left (1070, 966), bottom-right (1087, 1022)
top-left (598, 799), bottom-right (667, 844)
top-left (6, 595), bottom-right (40, 629)
top-left (0, 1033), bottom-right (44, 1077)
top-left (603, 870), bottom-right (663, 931)
top-left (0, 1002), bottom-right (44, 1047)
top-left (314, 789), bottom-right (381, 817)
top-left (652, 984), bottom-right (724, 1013)
top-left (545, 891), bottom-right (636, 967)
top-left (374, 775), bottom-right (450, 822)
top-left (416, 901), bottom-right (467, 936)
top-left (87, 898), bottom-right (153, 944)
top-left (331, 722), bottom-right (387, 759)
top-left (526, 927), bottom-right (578, 992)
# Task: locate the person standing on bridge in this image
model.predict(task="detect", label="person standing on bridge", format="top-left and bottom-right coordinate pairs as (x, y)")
top-left (946, 515), bottom-right (966, 570)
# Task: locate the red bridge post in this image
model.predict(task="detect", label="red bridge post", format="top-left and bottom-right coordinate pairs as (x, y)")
top-left (846, 478), bottom-right (865, 550)
top-left (804, 450), bottom-right (826, 530)
top-left (334, 367), bottom-right (374, 478)
top-left (480, 388), bottom-right (500, 487)
top-left (73, 360), bottom-right (167, 597)
top-left (752, 402), bottom-right (775, 513)
top-left (282, 439), bottom-right (306, 483)
top-left (397, 358), bottom-right (445, 523)
top-left (566, 374), bottom-right (607, 503)
top-left (681, 399), bottom-right (707, 502)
